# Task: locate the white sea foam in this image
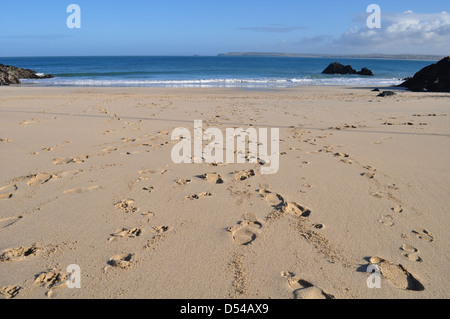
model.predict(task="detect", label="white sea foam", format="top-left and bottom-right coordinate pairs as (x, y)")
top-left (20, 77), bottom-right (403, 88)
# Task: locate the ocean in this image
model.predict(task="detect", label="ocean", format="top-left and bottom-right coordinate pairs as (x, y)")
top-left (0, 56), bottom-right (434, 88)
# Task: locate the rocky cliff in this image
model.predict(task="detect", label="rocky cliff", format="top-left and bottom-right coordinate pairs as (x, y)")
top-left (0, 64), bottom-right (53, 86)
top-left (399, 57), bottom-right (450, 92)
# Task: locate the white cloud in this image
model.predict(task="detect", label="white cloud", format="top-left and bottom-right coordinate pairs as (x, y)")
top-left (334, 11), bottom-right (450, 55)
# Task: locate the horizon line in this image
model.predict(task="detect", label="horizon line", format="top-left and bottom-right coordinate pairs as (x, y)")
top-left (0, 53), bottom-right (445, 60)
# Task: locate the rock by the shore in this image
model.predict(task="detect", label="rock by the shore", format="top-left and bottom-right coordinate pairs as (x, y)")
top-left (358, 67), bottom-right (374, 76)
top-left (0, 64), bottom-right (53, 86)
top-left (322, 62), bottom-right (357, 75)
top-left (322, 62), bottom-right (374, 76)
top-left (399, 57), bottom-right (450, 92)
top-left (377, 91), bottom-right (396, 97)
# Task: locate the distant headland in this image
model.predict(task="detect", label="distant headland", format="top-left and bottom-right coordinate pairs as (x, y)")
top-left (217, 52), bottom-right (443, 61)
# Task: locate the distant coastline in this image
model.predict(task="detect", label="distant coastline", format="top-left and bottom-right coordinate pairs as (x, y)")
top-left (217, 52), bottom-right (443, 61)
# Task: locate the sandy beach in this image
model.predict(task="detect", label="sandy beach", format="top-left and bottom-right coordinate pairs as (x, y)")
top-left (0, 86), bottom-right (449, 299)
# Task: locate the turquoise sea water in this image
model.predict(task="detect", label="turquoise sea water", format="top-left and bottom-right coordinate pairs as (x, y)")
top-left (0, 56), bottom-right (435, 88)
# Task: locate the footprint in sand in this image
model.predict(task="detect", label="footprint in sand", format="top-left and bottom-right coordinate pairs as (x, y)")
top-left (392, 205), bottom-right (403, 213)
top-left (368, 257), bottom-right (424, 291)
top-left (340, 158), bottom-right (353, 165)
top-left (388, 184), bottom-right (399, 190)
top-left (198, 173), bottom-right (223, 184)
top-left (143, 186), bottom-right (155, 193)
top-left (34, 269), bottom-right (69, 289)
top-left (99, 147), bottom-right (117, 155)
top-left (283, 202), bottom-right (311, 217)
top-left (0, 245), bottom-right (40, 263)
top-left (139, 169), bottom-right (156, 175)
top-left (371, 191), bottom-right (384, 199)
top-left (114, 199), bottom-right (139, 213)
top-left (109, 228), bottom-right (142, 241)
top-left (107, 253), bottom-right (136, 269)
top-left (258, 189), bottom-right (285, 208)
top-left (0, 184), bottom-right (17, 199)
top-left (53, 156), bottom-right (88, 165)
top-left (400, 244), bottom-right (422, 262)
top-left (19, 118), bottom-right (40, 127)
top-left (58, 169), bottom-right (83, 179)
top-left (185, 192), bottom-right (212, 200)
top-left (282, 272), bottom-right (334, 299)
top-left (152, 225), bottom-right (170, 234)
top-left (363, 165), bottom-right (377, 172)
top-left (63, 186), bottom-right (102, 194)
top-left (0, 285), bottom-right (21, 299)
top-left (103, 130), bottom-right (114, 135)
top-left (144, 232), bottom-right (169, 250)
top-left (378, 215), bottom-right (394, 227)
top-left (228, 212), bottom-right (263, 246)
top-left (234, 169), bottom-right (255, 181)
top-left (27, 173), bottom-right (53, 187)
top-left (174, 179), bottom-right (192, 185)
top-left (361, 172), bottom-right (376, 179)
top-left (412, 229), bottom-right (434, 242)
top-left (333, 152), bottom-right (349, 158)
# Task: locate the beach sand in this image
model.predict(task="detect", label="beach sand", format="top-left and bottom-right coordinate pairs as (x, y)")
top-left (0, 86), bottom-right (449, 299)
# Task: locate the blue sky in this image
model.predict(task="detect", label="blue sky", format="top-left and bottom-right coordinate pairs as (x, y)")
top-left (0, 0), bottom-right (449, 56)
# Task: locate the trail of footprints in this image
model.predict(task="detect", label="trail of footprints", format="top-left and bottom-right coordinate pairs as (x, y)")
top-left (298, 125), bottom-right (434, 269)
top-left (286, 125), bottom-right (430, 294)
top-left (2, 117), bottom-right (437, 298)
top-left (108, 182), bottom-right (171, 271)
top-left (1, 161), bottom-right (429, 297)
top-left (0, 243), bottom-right (84, 298)
top-left (224, 175), bottom-right (341, 296)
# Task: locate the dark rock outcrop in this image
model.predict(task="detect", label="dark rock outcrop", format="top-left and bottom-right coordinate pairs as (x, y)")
top-left (0, 69), bottom-right (21, 85)
top-left (0, 64), bottom-right (53, 86)
top-left (399, 57), bottom-right (450, 92)
top-left (322, 62), bottom-right (357, 75)
top-left (358, 67), bottom-right (374, 76)
top-left (322, 62), bottom-right (374, 76)
top-left (377, 91), bottom-right (396, 97)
